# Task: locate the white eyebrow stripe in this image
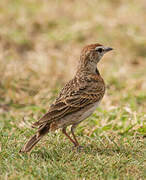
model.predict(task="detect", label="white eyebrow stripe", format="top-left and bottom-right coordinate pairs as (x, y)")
top-left (95, 46), bottom-right (104, 50)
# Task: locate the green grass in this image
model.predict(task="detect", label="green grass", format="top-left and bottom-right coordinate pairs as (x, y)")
top-left (0, 0), bottom-right (146, 179)
top-left (0, 103), bottom-right (145, 179)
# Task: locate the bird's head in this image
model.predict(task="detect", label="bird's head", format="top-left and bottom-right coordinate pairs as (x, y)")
top-left (80, 43), bottom-right (113, 64)
top-left (77, 43), bottom-right (113, 74)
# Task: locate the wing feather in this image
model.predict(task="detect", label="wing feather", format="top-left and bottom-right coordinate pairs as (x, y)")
top-left (32, 75), bottom-right (105, 127)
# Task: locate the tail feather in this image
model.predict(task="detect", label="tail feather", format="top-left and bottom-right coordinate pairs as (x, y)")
top-left (20, 123), bottom-right (50, 153)
top-left (19, 134), bottom-right (43, 153)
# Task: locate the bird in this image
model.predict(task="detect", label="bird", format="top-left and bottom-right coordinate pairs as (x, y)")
top-left (20, 43), bottom-right (113, 153)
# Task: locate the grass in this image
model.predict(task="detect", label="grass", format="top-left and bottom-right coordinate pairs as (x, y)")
top-left (0, 0), bottom-right (146, 179)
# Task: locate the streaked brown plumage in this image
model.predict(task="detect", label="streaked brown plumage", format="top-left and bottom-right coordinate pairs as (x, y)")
top-left (20, 43), bottom-right (113, 153)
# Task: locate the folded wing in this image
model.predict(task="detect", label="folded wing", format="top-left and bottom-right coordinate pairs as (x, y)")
top-left (32, 75), bottom-right (105, 127)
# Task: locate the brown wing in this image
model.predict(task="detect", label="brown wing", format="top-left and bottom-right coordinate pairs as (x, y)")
top-left (32, 75), bottom-right (105, 127)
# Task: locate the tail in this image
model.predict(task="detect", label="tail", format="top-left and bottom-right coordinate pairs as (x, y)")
top-left (19, 123), bottom-right (50, 153)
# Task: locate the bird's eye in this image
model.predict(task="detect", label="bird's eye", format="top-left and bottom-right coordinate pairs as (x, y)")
top-left (97, 48), bottom-right (103, 53)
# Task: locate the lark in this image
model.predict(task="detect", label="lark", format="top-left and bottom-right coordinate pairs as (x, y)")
top-left (20, 43), bottom-right (113, 153)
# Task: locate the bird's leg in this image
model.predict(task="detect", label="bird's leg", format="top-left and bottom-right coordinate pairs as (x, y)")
top-left (62, 127), bottom-right (77, 146)
top-left (71, 124), bottom-right (84, 152)
top-left (71, 123), bottom-right (80, 147)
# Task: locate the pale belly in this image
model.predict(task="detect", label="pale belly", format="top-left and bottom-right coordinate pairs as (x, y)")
top-left (57, 101), bottom-right (100, 128)
top-left (79, 101), bottom-right (100, 122)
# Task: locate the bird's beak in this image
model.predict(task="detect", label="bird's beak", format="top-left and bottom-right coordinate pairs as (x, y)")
top-left (104, 47), bottom-right (113, 53)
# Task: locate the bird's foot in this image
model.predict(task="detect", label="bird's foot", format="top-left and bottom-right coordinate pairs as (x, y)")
top-left (72, 145), bottom-right (84, 152)
top-left (77, 145), bottom-right (84, 152)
